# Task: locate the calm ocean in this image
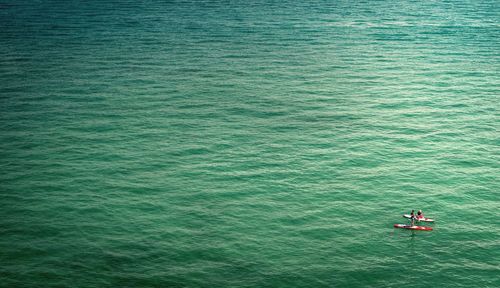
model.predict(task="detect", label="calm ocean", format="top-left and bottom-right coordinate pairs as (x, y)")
top-left (1, 1), bottom-right (499, 287)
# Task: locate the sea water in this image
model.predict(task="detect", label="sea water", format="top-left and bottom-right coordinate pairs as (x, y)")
top-left (0, 1), bottom-right (499, 287)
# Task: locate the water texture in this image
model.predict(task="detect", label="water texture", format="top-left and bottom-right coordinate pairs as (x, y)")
top-left (0, 1), bottom-right (499, 287)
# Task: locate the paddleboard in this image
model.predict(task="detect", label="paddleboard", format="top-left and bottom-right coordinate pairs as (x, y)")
top-left (394, 224), bottom-right (433, 231)
top-left (403, 214), bottom-right (434, 222)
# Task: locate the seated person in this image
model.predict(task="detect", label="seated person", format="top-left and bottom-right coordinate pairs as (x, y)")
top-left (417, 210), bottom-right (424, 220)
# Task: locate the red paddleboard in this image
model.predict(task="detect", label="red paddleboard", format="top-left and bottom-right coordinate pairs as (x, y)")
top-left (394, 224), bottom-right (433, 231)
top-left (403, 214), bottom-right (434, 222)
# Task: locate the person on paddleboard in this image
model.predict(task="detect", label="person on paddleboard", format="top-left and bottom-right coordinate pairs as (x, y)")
top-left (409, 210), bottom-right (417, 226)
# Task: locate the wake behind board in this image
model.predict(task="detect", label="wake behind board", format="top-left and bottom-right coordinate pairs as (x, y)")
top-left (394, 224), bottom-right (433, 231)
top-left (403, 214), bottom-right (434, 222)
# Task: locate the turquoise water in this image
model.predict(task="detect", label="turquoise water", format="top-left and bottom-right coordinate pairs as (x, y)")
top-left (1, 1), bottom-right (499, 287)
